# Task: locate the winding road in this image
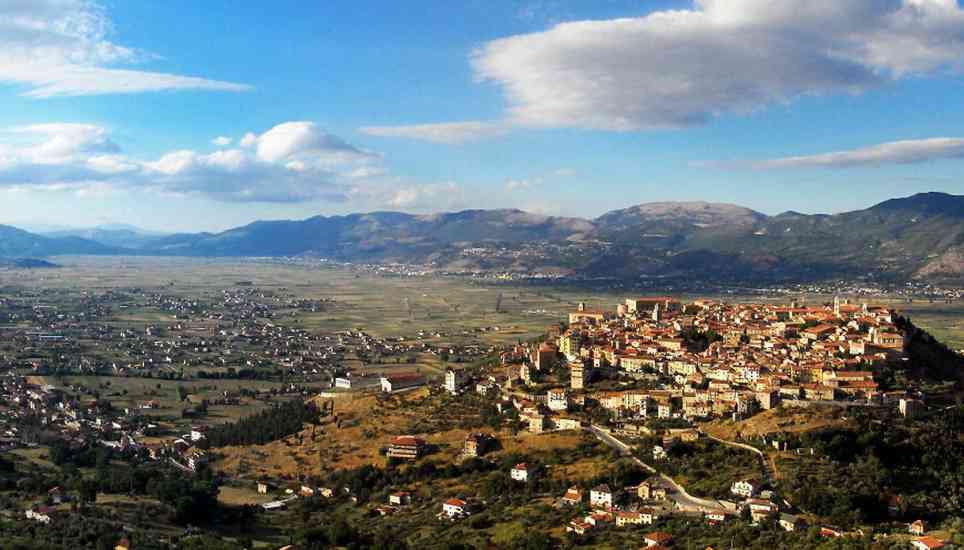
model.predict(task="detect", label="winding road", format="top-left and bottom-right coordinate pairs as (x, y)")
top-left (588, 425), bottom-right (726, 513)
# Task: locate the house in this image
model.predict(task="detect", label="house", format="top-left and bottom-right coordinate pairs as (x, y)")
top-left (257, 480), bottom-right (271, 495)
top-left (706, 510), bottom-right (728, 524)
top-left (900, 398), bottom-right (924, 419)
top-left (190, 425), bottom-right (207, 441)
top-left (637, 507), bottom-right (659, 524)
top-left (510, 463), bottom-right (533, 482)
top-left (590, 484), bottom-right (613, 509)
top-left (909, 519), bottom-right (926, 536)
top-left (387, 436), bottom-right (425, 460)
top-left (441, 498), bottom-right (469, 519)
top-left (643, 531), bottom-right (673, 547)
top-left (730, 478), bottom-right (759, 498)
top-left (463, 433), bottom-right (494, 457)
top-left (637, 481), bottom-right (653, 500)
top-left (48, 486), bottom-right (66, 504)
top-left (183, 447), bottom-right (208, 471)
top-left (652, 445), bottom-right (667, 461)
top-left (380, 373), bottom-right (426, 393)
top-left (546, 388), bottom-right (569, 411)
top-left (911, 537), bottom-right (946, 550)
top-left (567, 520), bottom-right (593, 535)
top-left (445, 369), bottom-right (466, 395)
top-left (616, 511), bottom-right (643, 526)
top-left (819, 526), bottom-right (843, 538)
top-left (747, 499), bottom-right (779, 522)
top-left (25, 506), bottom-right (52, 524)
top-left (779, 513), bottom-right (804, 532)
top-left (374, 505), bottom-right (397, 516)
top-left (562, 486), bottom-right (584, 506)
top-left (389, 491), bottom-right (411, 506)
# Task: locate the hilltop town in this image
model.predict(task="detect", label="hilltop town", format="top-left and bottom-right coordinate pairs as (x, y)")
top-left (1, 265), bottom-right (961, 549)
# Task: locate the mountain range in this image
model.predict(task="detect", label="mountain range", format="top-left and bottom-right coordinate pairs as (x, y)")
top-left (3, 192), bottom-right (963, 283)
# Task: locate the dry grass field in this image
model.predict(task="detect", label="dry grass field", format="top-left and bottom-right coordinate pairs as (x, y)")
top-left (702, 405), bottom-right (851, 441)
top-left (215, 388), bottom-right (589, 480)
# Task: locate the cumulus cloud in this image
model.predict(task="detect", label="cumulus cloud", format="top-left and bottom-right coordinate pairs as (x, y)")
top-left (359, 121), bottom-right (507, 144)
top-left (471, 0), bottom-right (964, 130)
top-left (386, 182), bottom-right (464, 210)
top-left (712, 137), bottom-right (964, 170)
top-left (0, 121), bottom-right (381, 203)
top-left (504, 178), bottom-right (538, 192)
top-left (0, 0), bottom-right (249, 97)
top-left (211, 136), bottom-right (232, 147)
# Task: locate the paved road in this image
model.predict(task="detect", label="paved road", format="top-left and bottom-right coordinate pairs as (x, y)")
top-left (588, 425), bottom-right (726, 513)
top-left (701, 431), bottom-right (772, 483)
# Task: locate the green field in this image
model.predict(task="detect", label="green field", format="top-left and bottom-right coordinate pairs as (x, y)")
top-left (5, 256), bottom-right (964, 348)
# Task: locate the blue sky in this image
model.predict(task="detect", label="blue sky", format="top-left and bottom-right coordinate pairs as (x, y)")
top-left (1, 0), bottom-right (964, 232)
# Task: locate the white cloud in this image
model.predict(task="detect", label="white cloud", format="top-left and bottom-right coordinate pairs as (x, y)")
top-left (255, 121), bottom-right (374, 164)
top-left (504, 178), bottom-right (538, 192)
top-left (344, 165), bottom-right (387, 180)
top-left (0, 121), bottom-right (382, 203)
top-left (471, 0), bottom-right (964, 130)
top-left (713, 137), bottom-right (964, 170)
top-left (359, 121), bottom-right (508, 144)
top-left (553, 168), bottom-right (577, 177)
top-left (212, 136), bottom-right (232, 147)
top-left (239, 132), bottom-right (258, 148)
top-left (387, 182), bottom-right (464, 209)
top-left (0, 0), bottom-right (249, 97)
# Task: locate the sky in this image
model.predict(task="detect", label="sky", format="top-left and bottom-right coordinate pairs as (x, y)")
top-left (2, 0), bottom-right (964, 232)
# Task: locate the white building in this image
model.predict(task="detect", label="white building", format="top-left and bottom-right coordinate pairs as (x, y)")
top-left (442, 498), bottom-right (469, 519)
top-left (510, 463), bottom-right (532, 482)
top-left (547, 388), bottom-right (569, 412)
top-left (590, 484), bottom-right (613, 508)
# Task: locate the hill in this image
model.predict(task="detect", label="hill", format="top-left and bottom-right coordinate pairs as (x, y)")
top-left (4, 192), bottom-right (964, 283)
top-left (42, 225), bottom-right (167, 249)
top-left (0, 225), bottom-right (121, 257)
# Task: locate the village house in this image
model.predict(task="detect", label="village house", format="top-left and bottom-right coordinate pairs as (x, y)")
top-left (779, 513), bottom-right (804, 532)
top-left (643, 531), bottom-right (673, 547)
top-left (590, 484), bottom-right (614, 509)
top-left (389, 491), bottom-right (411, 506)
top-left (441, 498), bottom-right (470, 519)
top-left (387, 436), bottom-right (426, 460)
top-left (562, 486), bottom-right (584, 506)
top-left (510, 463), bottom-right (533, 482)
top-left (546, 387), bottom-right (569, 411)
top-left (380, 373), bottom-right (426, 393)
top-left (462, 432), bottom-right (494, 458)
top-left (730, 478), bottom-right (760, 498)
top-left (25, 506), bottom-right (53, 524)
top-left (911, 536), bottom-right (946, 550)
top-left (444, 368), bottom-right (466, 395)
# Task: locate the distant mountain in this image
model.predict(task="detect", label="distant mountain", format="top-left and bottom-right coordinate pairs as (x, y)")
top-left (0, 225), bottom-right (121, 257)
top-left (4, 192), bottom-right (964, 283)
top-left (146, 209), bottom-right (595, 259)
top-left (42, 224), bottom-right (168, 249)
top-left (683, 192), bottom-right (964, 281)
top-left (594, 201), bottom-right (767, 247)
top-left (0, 257), bottom-right (58, 269)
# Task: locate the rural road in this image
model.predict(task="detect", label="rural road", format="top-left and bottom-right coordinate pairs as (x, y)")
top-left (588, 424), bottom-right (725, 513)
top-left (701, 431), bottom-right (772, 483)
